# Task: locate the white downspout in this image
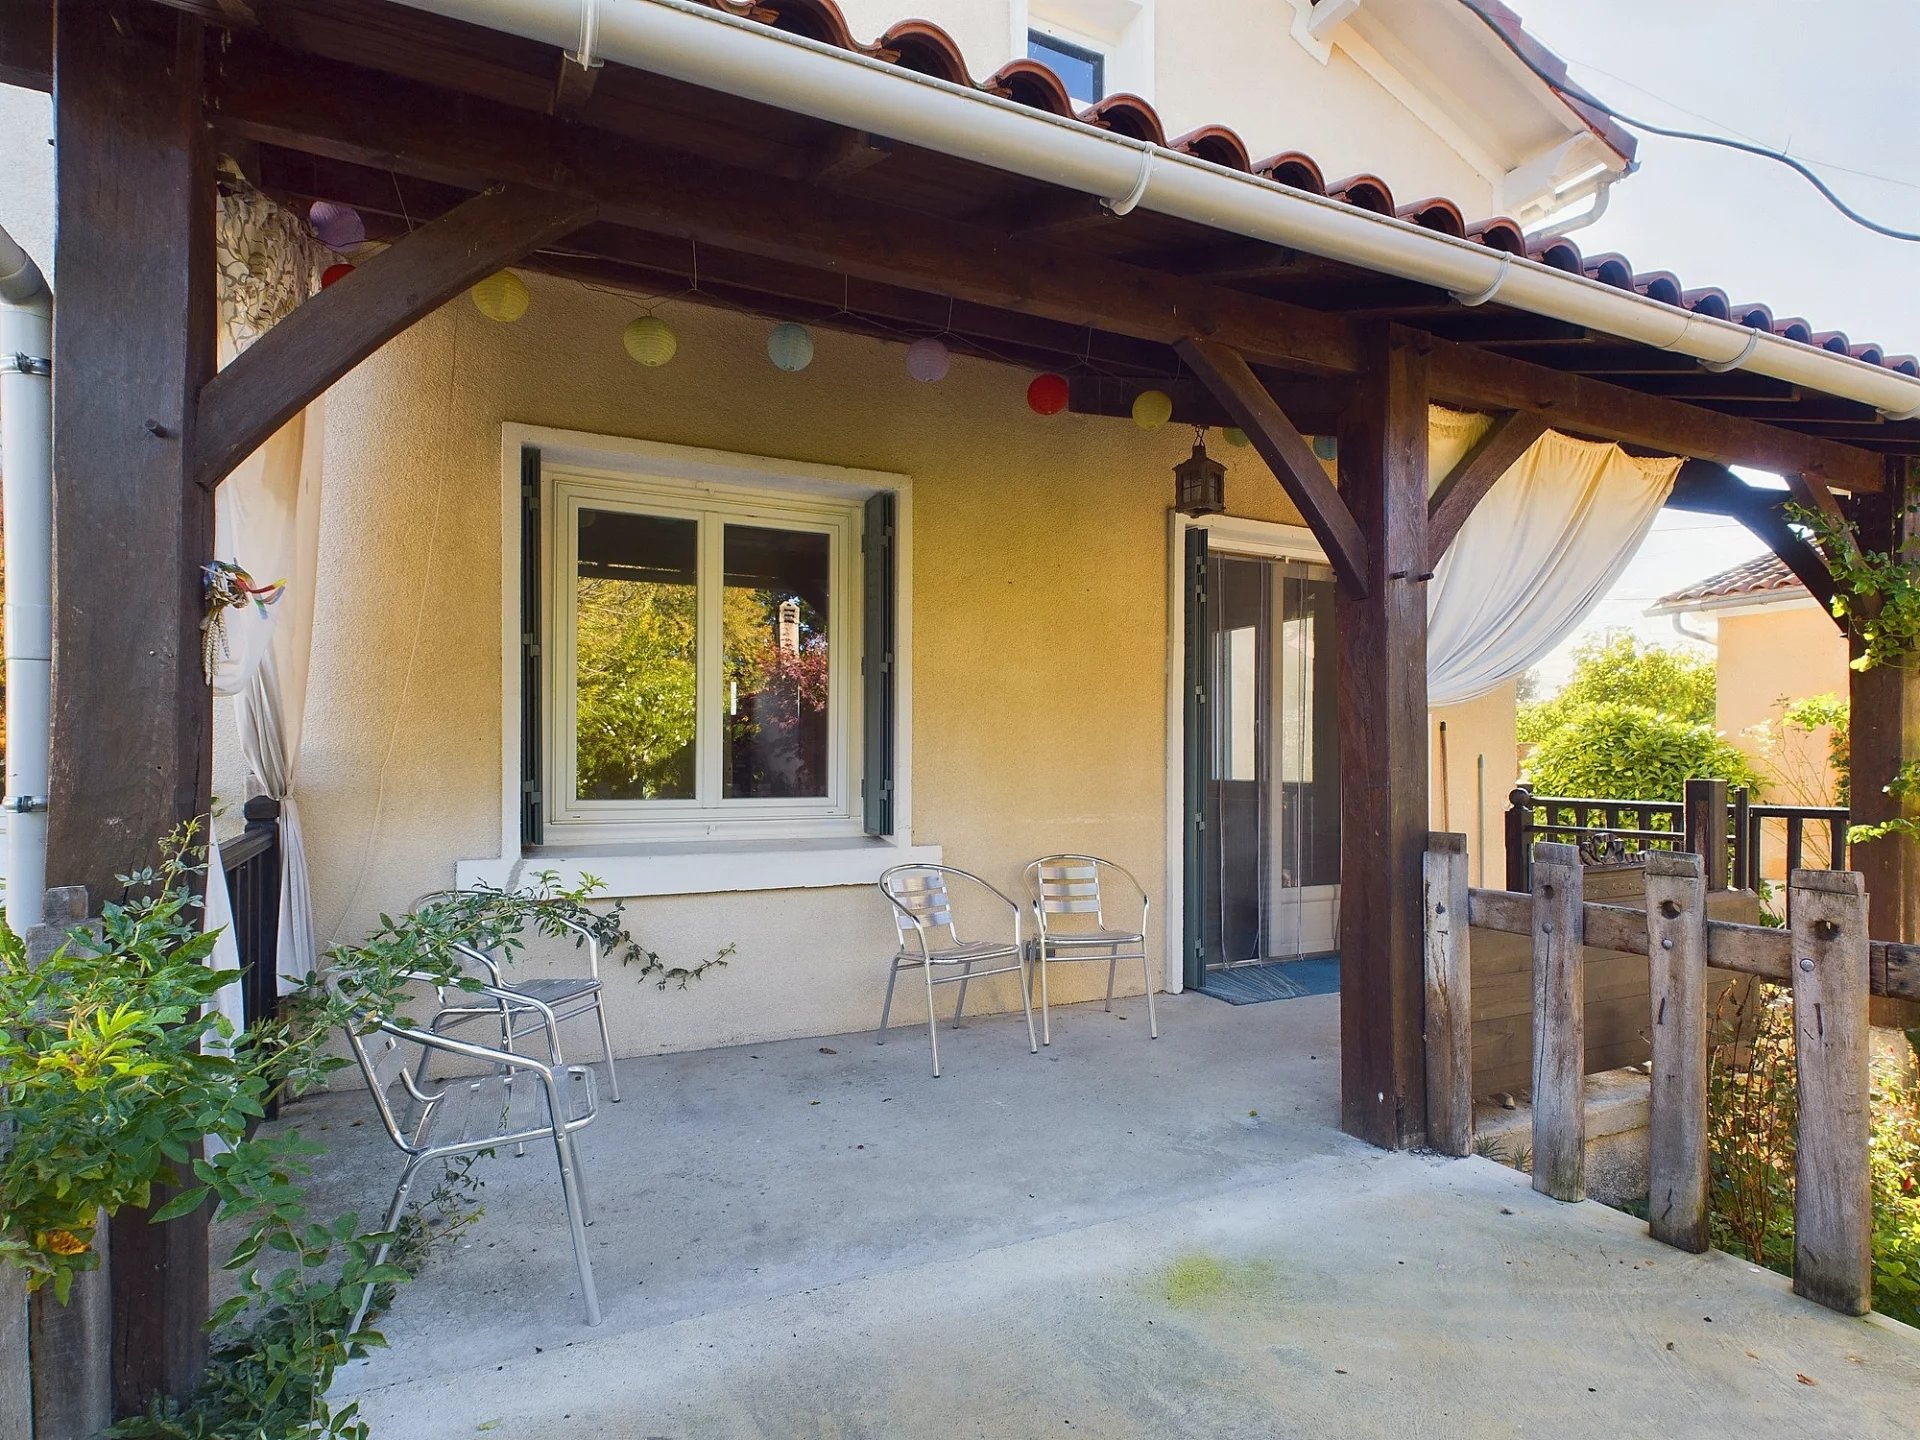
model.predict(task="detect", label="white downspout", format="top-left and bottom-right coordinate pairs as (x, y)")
top-left (385, 0), bottom-right (1920, 422)
top-left (0, 224), bottom-right (51, 935)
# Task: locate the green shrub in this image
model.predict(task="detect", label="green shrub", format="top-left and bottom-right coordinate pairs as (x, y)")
top-left (1518, 633), bottom-right (1716, 745)
top-left (1524, 700), bottom-right (1761, 802)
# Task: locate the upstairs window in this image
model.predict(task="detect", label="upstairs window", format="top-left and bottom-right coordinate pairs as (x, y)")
top-left (1028, 30), bottom-right (1106, 105)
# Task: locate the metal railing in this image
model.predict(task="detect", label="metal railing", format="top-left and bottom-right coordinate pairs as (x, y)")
top-left (220, 795), bottom-right (283, 1032)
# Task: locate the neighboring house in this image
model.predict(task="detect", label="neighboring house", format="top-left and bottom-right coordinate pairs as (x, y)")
top-left (1649, 553), bottom-right (1851, 875)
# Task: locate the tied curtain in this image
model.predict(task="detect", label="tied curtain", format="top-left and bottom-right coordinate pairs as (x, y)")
top-left (1425, 406), bottom-right (1683, 708)
top-left (203, 188), bottom-right (331, 1017)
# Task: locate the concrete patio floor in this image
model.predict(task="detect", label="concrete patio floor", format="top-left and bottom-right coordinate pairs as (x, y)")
top-left (277, 992), bottom-right (1920, 1438)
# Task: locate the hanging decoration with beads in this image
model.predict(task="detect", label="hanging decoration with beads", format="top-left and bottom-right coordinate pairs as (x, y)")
top-left (202, 561), bottom-right (286, 684)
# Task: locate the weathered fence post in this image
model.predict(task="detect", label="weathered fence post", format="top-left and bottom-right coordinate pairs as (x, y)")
top-left (1789, 868), bottom-right (1872, 1316)
top-left (1530, 841), bottom-right (1585, 1201)
top-left (1505, 786), bottom-right (1533, 893)
top-left (1645, 850), bottom-right (1710, 1252)
top-left (1423, 833), bottom-right (1473, 1157)
top-left (1683, 778), bottom-right (1729, 891)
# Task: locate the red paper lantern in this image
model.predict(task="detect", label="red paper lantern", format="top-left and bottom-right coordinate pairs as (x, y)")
top-left (1027, 372), bottom-right (1069, 415)
top-left (321, 262), bottom-right (355, 288)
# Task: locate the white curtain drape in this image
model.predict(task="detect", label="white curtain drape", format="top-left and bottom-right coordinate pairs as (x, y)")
top-left (1425, 407), bottom-right (1682, 707)
top-left (206, 189), bottom-right (330, 1004)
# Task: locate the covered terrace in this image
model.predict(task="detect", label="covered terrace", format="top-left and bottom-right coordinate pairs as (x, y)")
top-left (3, 0), bottom-right (1920, 1425)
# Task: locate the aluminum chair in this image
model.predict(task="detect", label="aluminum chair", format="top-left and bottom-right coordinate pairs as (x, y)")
top-left (1022, 855), bottom-right (1159, 1045)
top-left (414, 889), bottom-right (622, 1103)
top-left (340, 973), bottom-right (601, 1332)
top-left (875, 864), bottom-right (1038, 1077)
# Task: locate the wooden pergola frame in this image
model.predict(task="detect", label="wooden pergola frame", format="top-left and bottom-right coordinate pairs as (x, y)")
top-left (8, 0), bottom-right (1918, 1416)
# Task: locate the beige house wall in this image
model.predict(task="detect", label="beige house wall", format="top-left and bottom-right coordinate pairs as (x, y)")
top-left (1430, 681), bottom-right (1518, 890)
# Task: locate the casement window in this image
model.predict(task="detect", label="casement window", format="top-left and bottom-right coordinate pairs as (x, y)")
top-left (1027, 29), bottom-right (1106, 104)
top-left (520, 448), bottom-right (896, 847)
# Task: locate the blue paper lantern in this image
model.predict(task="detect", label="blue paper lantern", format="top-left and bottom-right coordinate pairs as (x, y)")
top-left (767, 322), bottom-right (815, 372)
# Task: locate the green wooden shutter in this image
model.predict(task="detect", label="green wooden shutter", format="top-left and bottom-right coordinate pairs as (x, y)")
top-left (520, 447), bottom-right (544, 848)
top-left (861, 492), bottom-right (897, 837)
top-left (1181, 525), bottom-right (1210, 990)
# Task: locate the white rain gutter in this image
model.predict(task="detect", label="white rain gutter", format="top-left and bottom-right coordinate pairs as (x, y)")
top-left (388, 0), bottom-right (1920, 425)
top-left (0, 223), bottom-right (50, 935)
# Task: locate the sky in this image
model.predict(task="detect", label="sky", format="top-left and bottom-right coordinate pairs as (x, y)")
top-left (1494, 0), bottom-right (1920, 692)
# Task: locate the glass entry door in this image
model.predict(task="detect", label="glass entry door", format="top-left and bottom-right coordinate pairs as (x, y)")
top-left (1184, 538), bottom-right (1341, 986)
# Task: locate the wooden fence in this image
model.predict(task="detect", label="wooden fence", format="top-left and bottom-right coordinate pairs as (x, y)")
top-left (1425, 833), bottom-right (1920, 1317)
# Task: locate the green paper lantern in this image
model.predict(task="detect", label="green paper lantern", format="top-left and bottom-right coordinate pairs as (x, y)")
top-left (470, 270), bottom-right (530, 323)
top-left (623, 314), bottom-right (679, 367)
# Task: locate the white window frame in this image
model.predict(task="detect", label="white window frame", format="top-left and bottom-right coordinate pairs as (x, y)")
top-left (545, 470), bottom-right (860, 841)
top-left (460, 425), bottom-right (937, 899)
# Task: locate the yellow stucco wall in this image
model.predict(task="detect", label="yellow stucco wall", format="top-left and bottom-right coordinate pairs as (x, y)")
top-left (1430, 681), bottom-right (1518, 890)
top-left (279, 273), bottom-right (1320, 1055)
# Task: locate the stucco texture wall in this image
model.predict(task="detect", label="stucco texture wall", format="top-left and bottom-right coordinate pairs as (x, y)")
top-left (285, 272), bottom-right (1311, 1056)
top-left (1430, 681), bottom-right (1518, 890)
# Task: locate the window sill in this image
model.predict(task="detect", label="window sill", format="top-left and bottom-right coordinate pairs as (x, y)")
top-left (456, 837), bottom-right (941, 899)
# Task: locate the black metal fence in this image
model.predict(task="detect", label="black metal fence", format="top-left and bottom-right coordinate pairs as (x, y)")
top-left (1505, 779), bottom-right (1849, 897)
top-left (219, 794), bottom-right (283, 1032)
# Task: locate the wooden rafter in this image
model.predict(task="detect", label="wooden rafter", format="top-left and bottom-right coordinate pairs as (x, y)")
top-left (193, 183), bottom-right (595, 489)
top-left (1177, 336), bottom-right (1369, 594)
top-left (1426, 410), bottom-right (1550, 568)
top-left (1666, 460), bottom-right (1838, 617)
top-left (200, 36), bottom-right (1891, 491)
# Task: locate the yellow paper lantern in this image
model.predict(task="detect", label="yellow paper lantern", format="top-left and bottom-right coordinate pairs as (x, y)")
top-left (470, 270), bottom-right (530, 323)
top-left (1132, 389), bottom-right (1173, 430)
top-left (623, 314), bottom-right (679, 367)
top-left (1222, 426), bottom-right (1250, 448)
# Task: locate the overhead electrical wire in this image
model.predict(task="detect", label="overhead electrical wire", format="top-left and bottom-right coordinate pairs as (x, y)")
top-left (1453, 0), bottom-right (1920, 243)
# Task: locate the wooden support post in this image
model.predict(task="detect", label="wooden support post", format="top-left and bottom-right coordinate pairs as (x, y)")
top-left (49, 0), bottom-right (215, 1409)
top-left (1789, 868), bottom-right (1872, 1316)
top-left (1422, 833), bottom-right (1473, 1157)
top-left (1334, 326), bottom-right (1430, 1147)
top-left (1683, 777), bottom-right (1729, 891)
top-left (1425, 410), bottom-right (1548, 569)
top-left (1850, 459), bottom-right (1920, 966)
top-left (1645, 850), bottom-right (1710, 1252)
top-left (1530, 841), bottom-right (1585, 1202)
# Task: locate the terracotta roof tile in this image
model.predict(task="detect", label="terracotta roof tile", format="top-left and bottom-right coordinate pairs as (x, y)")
top-left (684, 0), bottom-right (1913, 383)
top-left (1652, 554), bottom-right (1808, 611)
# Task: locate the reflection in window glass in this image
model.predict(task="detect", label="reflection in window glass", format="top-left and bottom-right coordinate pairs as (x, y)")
top-left (574, 508), bottom-right (697, 801)
top-left (723, 525), bottom-right (831, 799)
top-left (1027, 31), bottom-right (1104, 103)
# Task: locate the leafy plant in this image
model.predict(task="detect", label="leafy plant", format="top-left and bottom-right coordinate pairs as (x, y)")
top-left (1517, 632), bottom-right (1717, 745)
top-left (1789, 501), bottom-right (1920, 674)
top-left (1523, 700), bottom-right (1761, 803)
top-left (0, 824), bottom-right (266, 1301)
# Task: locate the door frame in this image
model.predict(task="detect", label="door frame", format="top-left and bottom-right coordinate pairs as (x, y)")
top-left (1162, 512), bottom-right (1329, 993)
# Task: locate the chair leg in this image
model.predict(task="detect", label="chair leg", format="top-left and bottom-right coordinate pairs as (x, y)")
top-left (593, 997), bottom-right (622, 1103)
top-left (551, 1129), bottom-right (602, 1326)
top-left (952, 961), bottom-right (973, 1027)
top-left (876, 957), bottom-right (902, 1044)
top-left (352, 1154), bottom-right (425, 1339)
top-left (923, 962), bottom-right (942, 1078)
top-left (1017, 949), bottom-right (1038, 1055)
top-left (1142, 952), bottom-right (1160, 1039)
top-left (1105, 952), bottom-right (1119, 1011)
top-left (1038, 946), bottom-right (1052, 1047)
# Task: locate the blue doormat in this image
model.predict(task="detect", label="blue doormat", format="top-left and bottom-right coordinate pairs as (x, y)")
top-left (1199, 956), bottom-right (1341, 1005)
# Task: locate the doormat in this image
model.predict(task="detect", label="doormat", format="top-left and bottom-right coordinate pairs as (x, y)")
top-left (1199, 956), bottom-right (1340, 1005)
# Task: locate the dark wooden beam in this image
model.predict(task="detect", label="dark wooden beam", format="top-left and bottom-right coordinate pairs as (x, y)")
top-left (1177, 336), bottom-right (1369, 593)
top-left (1335, 326), bottom-right (1432, 1148)
top-left (193, 184), bottom-right (595, 489)
top-left (1666, 460), bottom-right (1837, 616)
top-left (203, 34), bottom-right (1888, 491)
top-left (549, 56), bottom-right (597, 118)
top-left (792, 126), bottom-right (894, 185)
top-left (49, 0), bottom-right (215, 1410)
top-left (988, 190), bottom-right (1122, 239)
top-left (1426, 410), bottom-right (1549, 568)
top-left (1128, 236), bottom-right (1294, 281)
top-left (0, 0), bottom-right (52, 90)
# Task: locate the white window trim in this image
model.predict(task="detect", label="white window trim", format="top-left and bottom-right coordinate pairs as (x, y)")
top-left (1161, 512), bottom-right (1327, 993)
top-left (460, 424), bottom-right (937, 899)
top-left (545, 470), bottom-right (859, 838)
